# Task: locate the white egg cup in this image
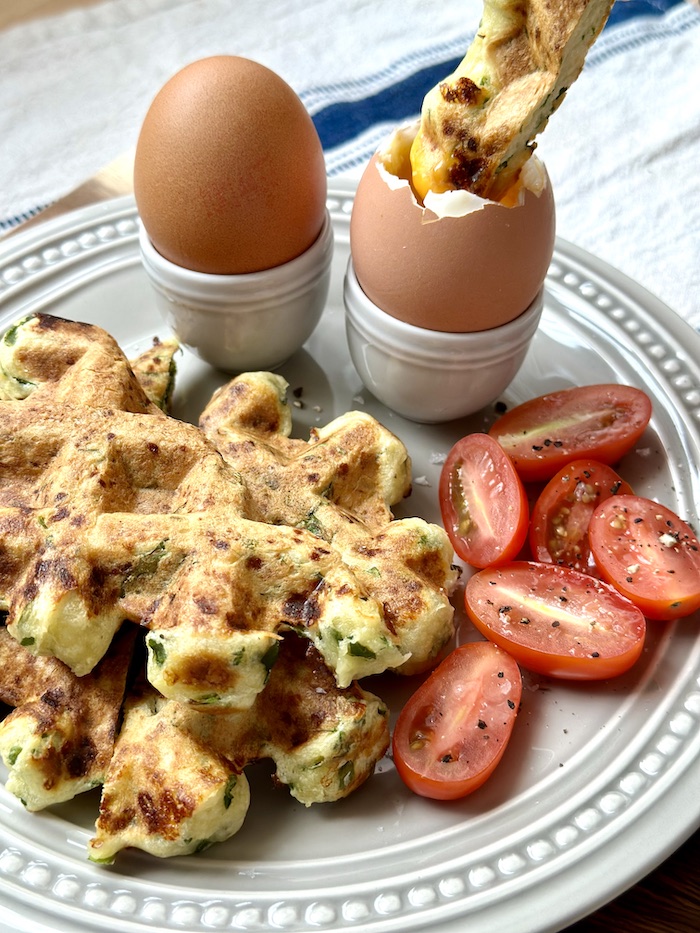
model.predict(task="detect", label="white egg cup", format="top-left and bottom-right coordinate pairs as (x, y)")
top-left (344, 259), bottom-right (544, 423)
top-left (139, 211), bottom-right (333, 373)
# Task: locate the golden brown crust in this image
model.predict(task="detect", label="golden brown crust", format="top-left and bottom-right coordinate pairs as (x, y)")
top-left (0, 313), bottom-right (454, 856)
top-left (411, 0), bottom-right (614, 199)
top-left (128, 337), bottom-right (180, 412)
top-left (0, 622), bottom-right (137, 806)
top-left (200, 373), bottom-right (458, 674)
top-left (0, 315), bottom-right (454, 705)
top-left (90, 633), bottom-right (390, 860)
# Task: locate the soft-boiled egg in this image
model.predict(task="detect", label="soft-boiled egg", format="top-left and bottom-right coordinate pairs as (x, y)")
top-left (349, 122), bottom-right (555, 333)
top-left (134, 56), bottom-right (327, 275)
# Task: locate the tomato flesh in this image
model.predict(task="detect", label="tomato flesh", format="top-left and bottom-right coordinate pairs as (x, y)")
top-left (439, 433), bottom-right (529, 568)
top-left (589, 495), bottom-right (700, 621)
top-left (392, 642), bottom-right (522, 800)
top-left (529, 459), bottom-right (633, 575)
top-left (489, 384), bottom-right (652, 482)
top-left (465, 561), bottom-right (646, 680)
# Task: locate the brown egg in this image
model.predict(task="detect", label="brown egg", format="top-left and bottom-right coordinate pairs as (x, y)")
top-left (350, 126), bottom-right (555, 333)
top-left (134, 56), bottom-right (327, 274)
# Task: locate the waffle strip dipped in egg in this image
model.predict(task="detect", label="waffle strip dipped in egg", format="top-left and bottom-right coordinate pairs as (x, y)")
top-left (409, 0), bottom-right (614, 201)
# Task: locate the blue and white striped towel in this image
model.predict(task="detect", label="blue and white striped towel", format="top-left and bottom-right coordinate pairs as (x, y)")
top-left (1, 0), bottom-right (698, 328)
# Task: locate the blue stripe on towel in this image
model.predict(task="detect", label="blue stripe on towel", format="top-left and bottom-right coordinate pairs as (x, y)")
top-left (608, 0), bottom-right (682, 27)
top-left (0, 205), bottom-right (49, 233)
top-left (312, 60), bottom-right (460, 150)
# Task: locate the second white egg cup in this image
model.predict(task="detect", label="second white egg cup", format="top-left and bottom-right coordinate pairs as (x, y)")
top-left (344, 259), bottom-right (544, 424)
top-left (139, 212), bottom-right (333, 373)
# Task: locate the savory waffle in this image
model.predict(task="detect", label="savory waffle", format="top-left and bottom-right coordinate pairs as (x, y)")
top-left (0, 314), bottom-right (455, 710)
top-left (201, 371), bottom-right (458, 678)
top-left (0, 315), bottom-right (455, 713)
top-left (89, 633), bottom-right (389, 862)
top-left (126, 335), bottom-right (179, 411)
top-left (409, 0), bottom-right (614, 200)
top-left (0, 312), bottom-right (455, 858)
top-left (0, 334), bottom-right (173, 810)
top-left (0, 621), bottom-right (137, 810)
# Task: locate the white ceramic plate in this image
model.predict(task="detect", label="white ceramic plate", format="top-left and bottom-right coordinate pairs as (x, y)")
top-left (0, 183), bottom-right (699, 933)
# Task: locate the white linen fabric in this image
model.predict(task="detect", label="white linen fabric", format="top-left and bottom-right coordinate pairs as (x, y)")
top-left (1, 0), bottom-right (698, 329)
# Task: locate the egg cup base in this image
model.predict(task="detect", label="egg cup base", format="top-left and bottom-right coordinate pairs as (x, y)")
top-left (139, 211), bottom-right (333, 374)
top-left (344, 259), bottom-right (544, 424)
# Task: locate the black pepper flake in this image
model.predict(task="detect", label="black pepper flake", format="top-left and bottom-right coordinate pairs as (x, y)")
top-left (477, 720), bottom-right (487, 730)
top-left (553, 441), bottom-right (564, 448)
top-left (293, 386), bottom-right (304, 398)
top-left (507, 699), bottom-right (515, 709)
top-left (634, 517), bottom-right (644, 524)
top-left (498, 671), bottom-right (504, 678)
top-left (552, 620), bottom-right (560, 627)
top-left (532, 444), bottom-right (544, 451)
top-left (591, 651), bottom-right (600, 658)
top-left (499, 605), bottom-right (512, 613)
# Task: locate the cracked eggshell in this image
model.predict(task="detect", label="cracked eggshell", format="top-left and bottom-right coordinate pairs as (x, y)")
top-left (349, 147), bottom-right (555, 333)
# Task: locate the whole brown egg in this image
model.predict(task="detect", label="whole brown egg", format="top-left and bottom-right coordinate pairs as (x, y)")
top-left (350, 123), bottom-right (556, 333)
top-left (134, 56), bottom-right (327, 274)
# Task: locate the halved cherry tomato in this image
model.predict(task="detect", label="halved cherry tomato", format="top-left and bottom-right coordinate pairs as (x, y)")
top-left (489, 384), bottom-right (652, 482)
top-left (392, 641), bottom-right (522, 800)
top-left (529, 459), bottom-right (633, 575)
top-left (589, 495), bottom-right (700, 621)
top-left (439, 433), bottom-right (529, 568)
top-left (465, 561), bottom-right (646, 680)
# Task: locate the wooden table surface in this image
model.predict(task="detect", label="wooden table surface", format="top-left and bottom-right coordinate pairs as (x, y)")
top-left (2, 2), bottom-right (699, 931)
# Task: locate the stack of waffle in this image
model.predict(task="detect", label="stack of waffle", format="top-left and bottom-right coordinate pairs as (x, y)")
top-left (0, 313), bottom-right (457, 861)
